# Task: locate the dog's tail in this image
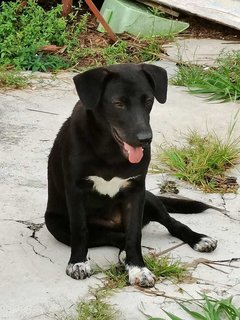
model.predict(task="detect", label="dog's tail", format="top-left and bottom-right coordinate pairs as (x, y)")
top-left (158, 195), bottom-right (224, 213)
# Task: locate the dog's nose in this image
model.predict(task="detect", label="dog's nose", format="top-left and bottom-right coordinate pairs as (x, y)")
top-left (137, 132), bottom-right (152, 146)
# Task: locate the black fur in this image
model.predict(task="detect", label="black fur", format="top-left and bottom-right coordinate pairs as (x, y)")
top-left (45, 63), bottom-right (217, 286)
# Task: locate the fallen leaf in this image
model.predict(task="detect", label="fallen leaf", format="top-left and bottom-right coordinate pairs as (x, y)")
top-left (38, 45), bottom-right (66, 53)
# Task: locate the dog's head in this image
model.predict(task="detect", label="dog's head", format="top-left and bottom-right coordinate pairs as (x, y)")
top-left (73, 64), bottom-right (167, 164)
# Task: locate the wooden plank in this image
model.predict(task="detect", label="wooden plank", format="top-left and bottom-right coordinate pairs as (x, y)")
top-left (62, 0), bottom-right (72, 16)
top-left (150, 0), bottom-right (240, 30)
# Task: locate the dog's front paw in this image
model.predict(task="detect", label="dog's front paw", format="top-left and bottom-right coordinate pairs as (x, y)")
top-left (194, 236), bottom-right (217, 252)
top-left (127, 265), bottom-right (156, 287)
top-left (66, 261), bottom-right (92, 280)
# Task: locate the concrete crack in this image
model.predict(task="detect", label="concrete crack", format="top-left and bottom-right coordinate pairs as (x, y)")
top-left (26, 238), bottom-right (54, 263)
top-left (220, 195), bottom-right (240, 222)
top-left (2, 219), bottom-right (54, 263)
top-left (17, 220), bottom-right (54, 263)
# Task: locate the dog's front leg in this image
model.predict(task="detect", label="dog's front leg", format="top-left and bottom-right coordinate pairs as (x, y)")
top-left (65, 186), bottom-right (91, 280)
top-left (123, 189), bottom-right (156, 287)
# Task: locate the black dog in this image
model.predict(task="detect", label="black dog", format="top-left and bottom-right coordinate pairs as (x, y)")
top-left (45, 63), bottom-right (217, 287)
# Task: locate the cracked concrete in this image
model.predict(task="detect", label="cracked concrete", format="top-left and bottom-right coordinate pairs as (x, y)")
top-left (1, 52), bottom-right (240, 319)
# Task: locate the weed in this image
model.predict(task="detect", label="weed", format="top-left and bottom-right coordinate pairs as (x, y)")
top-left (102, 40), bottom-right (130, 65)
top-left (172, 51), bottom-right (240, 102)
top-left (0, 0), bottom-right (88, 71)
top-left (102, 254), bottom-right (187, 290)
top-left (0, 1), bottom-right (171, 73)
top-left (172, 64), bottom-right (205, 87)
top-left (104, 264), bottom-right (128, 290)
top-left (76, 36), bottom-right (166, 71)
top-left (148, 7), bottom-right (166, 18)
top-left (144, 254), bottom-right (187, 281)
top-left (153, 127), bottom-right (240, 193)
top-left (75, 297), bottom-right (118, 320)
top-left (150, 295), bottom-right (240, 320)
top-left (140, 38), bottom-right (165, 61)
top-left (0, 67), bottom-right (28, 89)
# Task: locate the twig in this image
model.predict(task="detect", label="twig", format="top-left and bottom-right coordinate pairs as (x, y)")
top-left (143, 242), bottom-right (185, 256)
top-left (202, 262), bottom-right (228, 274)
top-left (27, 108), bottom-right (59, 115)
top-left (160, 242), bottom-right (185, 255)
top-left (134, 286), bottom-right (188, 302)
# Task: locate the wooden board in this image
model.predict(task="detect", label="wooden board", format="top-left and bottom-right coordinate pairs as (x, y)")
top-left (150, 0), bottom-right (240, 31)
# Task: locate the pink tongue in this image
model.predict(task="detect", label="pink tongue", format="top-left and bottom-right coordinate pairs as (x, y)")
top-left (123, 142), bottom-right (143, 163)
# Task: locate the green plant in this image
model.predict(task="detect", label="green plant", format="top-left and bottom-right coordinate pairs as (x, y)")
top-left (0, 67), bottom-right (28, 89)
top-left (148, 7), bottom-right (166, 18)
top-left (102, 40), bottom-right (129, 65)
top-left (172, 51), bottom-right (240, 102)
top-left (144, 254), bottom-right (187, 281)
top-left (0, 0), bottom-right (88, 71)
top-left (150, 295), bottom-right (240, 320)
top-left (140, 38), bottom-right (164, 61)
top-left (0, 1), bottom-right (172, 73)
top-left (104, 263), bottom-right (128, 290)
top-left (75, 298), bottom-right (118, 320)
top-left (102, 254), bottom-right (187, 290)
top-left (153, 125), bottom-right (240, 192)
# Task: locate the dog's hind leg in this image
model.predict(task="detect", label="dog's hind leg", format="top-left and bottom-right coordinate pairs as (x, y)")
top-left (143, 191), bottom-right (217, 252)
top-left (45, 210), bottom-right (71, 246)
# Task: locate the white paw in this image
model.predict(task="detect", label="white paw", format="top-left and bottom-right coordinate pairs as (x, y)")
top-left (66, 261), bottom-right (92, 280)
top-left (126, 265), bottom-right (156, 287)
top-left (194, 237), bottom-right (217, 252)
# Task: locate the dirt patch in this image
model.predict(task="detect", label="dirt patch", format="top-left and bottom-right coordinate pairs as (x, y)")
top-left (74, 15), bottom-right (167, 69)
top-left (180, 15), bottom-right (240, 40)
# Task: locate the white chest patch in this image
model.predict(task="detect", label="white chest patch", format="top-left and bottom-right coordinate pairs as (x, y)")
top-left (87, 176), bottom-right (136, 198)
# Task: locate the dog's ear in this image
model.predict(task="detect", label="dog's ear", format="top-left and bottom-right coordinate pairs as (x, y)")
top-left (73, 68), bottom-right (109, 109)
top-left (141, 64), bottom-right (168, 103)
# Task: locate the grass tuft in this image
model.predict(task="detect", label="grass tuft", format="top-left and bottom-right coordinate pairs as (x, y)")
top-left (172, 51), bottom-right (240, 102)
top-left (144, 254), bottom-right (187, 281)
top-left (104, 263), bottom-right (128, 290)
top-left (102, 254), bottom-right (187, 290)
top-left (0, 67), bottom-right (28, 89)
top-left (75, 297), bottom-right (118, 320)
top-left (150, 295), bottom-right (240, 320)
top-left (153, 126), bottom-right (240, 193)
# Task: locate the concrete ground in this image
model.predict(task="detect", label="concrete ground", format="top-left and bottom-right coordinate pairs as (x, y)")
top-left (1, 40), bottom-right (240, 320)
top-left (163, 38), bottom-right (240, 66)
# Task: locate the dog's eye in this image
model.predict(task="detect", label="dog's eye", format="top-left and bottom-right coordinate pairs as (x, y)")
top-left (145, 98), bottom-right (154, 109)
top-left (113, 101), bottom-right (125, 109)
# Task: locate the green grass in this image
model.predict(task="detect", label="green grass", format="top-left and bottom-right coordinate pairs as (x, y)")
top-left (0, 67), bottom-right (28, 89)
top-left (153, 127), bottom-right (240, 193)
top-left (0, 0), bottom-right (84, 71)
top-left (150, 295), bottom-right (240, 320)
top-left (59, 294), bottom-right (118, 320)
top-left (103, 263), bottom-right (129, 290)
top-left (74, 298), bottom-right (118, 320)
top-left (0, 0), bottom-right (170, 75)
top-left (144, 254), bottom-right (187, 281)
top-left (148, 7), bottom-right (166, 18)
top-left (172, 51), bottom-right (240, 102)
top-left (102, 254), bottom-right (187, 290)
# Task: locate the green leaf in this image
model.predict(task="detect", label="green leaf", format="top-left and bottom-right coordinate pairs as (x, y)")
top-left (163, 310), bottom-right (185, 320)
top-left (179, 303), bottom-right (206, 320)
